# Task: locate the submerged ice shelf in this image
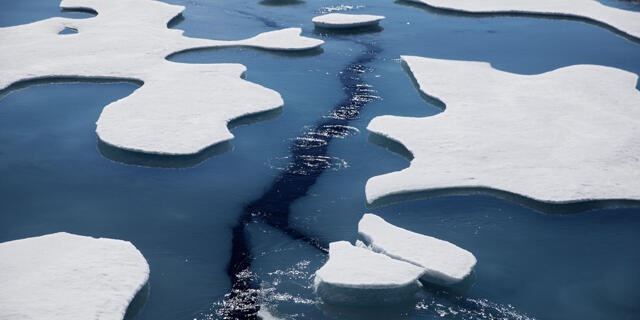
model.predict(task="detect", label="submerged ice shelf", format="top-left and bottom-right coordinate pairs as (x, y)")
top-left (0, 232), bottom-right (149, 320)
top-left (312, 13), bottom-right (385, 29)
top-left (359, 214), bottom-right (476, 286)
top-left (405, 0), bottom-right (640, 41)
top-left (366, 55), bottom-right (640, 205)
top-left (0, 0), bottom-right (323, 155)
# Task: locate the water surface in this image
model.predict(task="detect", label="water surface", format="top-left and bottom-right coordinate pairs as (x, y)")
top-left (1, 0), bottom-right (640, 319)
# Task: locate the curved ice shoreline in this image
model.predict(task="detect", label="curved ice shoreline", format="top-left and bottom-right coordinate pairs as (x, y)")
top-left (404, 0), bottom-right (640, 41)
top-left (0, 232), bottom-right (149, 320)
top-left (0, 0), bottom-right (323, 156)
top-left (366, 55), bottom-right (640, 205)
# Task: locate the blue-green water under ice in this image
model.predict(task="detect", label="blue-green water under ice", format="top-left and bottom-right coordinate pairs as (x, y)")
top-left (1, 0), bottom-right (640, 319)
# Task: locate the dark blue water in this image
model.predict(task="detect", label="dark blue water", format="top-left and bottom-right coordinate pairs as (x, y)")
top-left (1, 0), bottom-right (640, 319)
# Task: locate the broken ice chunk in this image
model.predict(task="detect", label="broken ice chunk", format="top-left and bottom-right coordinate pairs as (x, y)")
top-left (358, 214), bottom-right (476, 286)
top-left (314, 241), bottom-right (424, 306)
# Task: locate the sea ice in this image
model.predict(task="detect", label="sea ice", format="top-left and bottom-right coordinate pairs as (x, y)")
top-left (0, 0), bottom-right (323, 155)
top-left (312, 13), bottom-right (385, 29)
top-left (314, 241), bottom-right (424, 305)
top-left (405, 0), bottom-right (640, 40)
top-left (358, 214), bottom-right (476, 286)
top-left (0, 232), bottom-right (149, 320)
top-left (366, 56), bottom-right (640, 205)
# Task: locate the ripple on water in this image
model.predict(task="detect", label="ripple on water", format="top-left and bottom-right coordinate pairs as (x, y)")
top-left (268, 155), bottom-right (349, 175)
top-left (319, 5), bottom-right (366, 14)
top-left (291, 125), bottom-right (361, 149)
top-left (291, 136), bottom-right (328, 149)
top-left (207, 269), bottom-right (260, 319)
top-left (206, 259), bottom-right (316, 319)
top-left (414, 296), bottom-right (535, 320)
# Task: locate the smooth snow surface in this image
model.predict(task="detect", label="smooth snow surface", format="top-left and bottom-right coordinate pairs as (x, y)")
top-left (359, 214), bottom-right (476, 286)
top-left (314, 241), bottom-right (424, 305)
top-left (312, 13), bottom-right (385, 29)
top-left (366, 56), bottom-right (640, 205)
top-left (0, 232), bottom-right (149, 320)
top-left (406, 0), bottom-right (640, 40)
top-left (0, 0), bottom-right (323, 155)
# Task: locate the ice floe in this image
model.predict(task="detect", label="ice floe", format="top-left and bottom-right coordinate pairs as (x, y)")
top-left (314, 241), bottom-right (424, 305)
top-left (405, 0), bottom-right (640, 41)
top-left (0, 0), bottom-right (323, 155)
top-left (0, 232), bottom-right (149, 320)
top-left (358, 214), bottom-right (476, 286)
top-left (312, 13), bottom-right (385, 29)
top-left (366, 55), bottom-right (640, 205)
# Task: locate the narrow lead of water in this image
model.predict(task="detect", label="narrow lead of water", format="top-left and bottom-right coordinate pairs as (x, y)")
top-left (222, 42), bottom-right (381, 319)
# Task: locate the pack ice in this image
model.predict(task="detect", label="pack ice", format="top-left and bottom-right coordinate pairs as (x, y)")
top-left (313, 241), bottom-right (424, 305)
top-left (0, 0), bottom-right (323, 155)
top-left (359, 214), bottom-right (476, 286)
top-left (312, 13), bottom-right (385, 29)
top-left (366, 56), bottom-right (640, 206)
top-left (0, 232), bottom-right (149, 320)
top-left (405, 0), bottom-right (640, 41)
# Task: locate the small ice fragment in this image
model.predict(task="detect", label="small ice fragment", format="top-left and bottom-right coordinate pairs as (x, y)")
top-left (358, 214), bottom-right (476, 286)
top-left (314, 241), bottom-right (424, 306)
top-left (312, 13), bottom-right (385, 29)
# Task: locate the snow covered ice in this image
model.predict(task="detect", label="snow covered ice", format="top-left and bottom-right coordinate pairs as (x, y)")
top-left (366, 56), bottom-right (640, 205)
top-left (0, 0), bottom-right (323, 155)
top-left (0, 232), bottom-right (149, 320)
top-left (312, 13), bottom-right (385, 29)
top-left (2, 0), bottom-right (640, 318)
top-left (314, 241), bottom-right (424, 306)
top-left (404, 0), bottom-right (640, 40)
top-left (359, 214), bottom-right (476, 286)
top-left (314, 214), bottom-right (477, 305)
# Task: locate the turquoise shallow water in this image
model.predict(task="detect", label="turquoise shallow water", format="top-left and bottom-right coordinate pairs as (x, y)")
top-left (1, 0), bottom-right (640, 319)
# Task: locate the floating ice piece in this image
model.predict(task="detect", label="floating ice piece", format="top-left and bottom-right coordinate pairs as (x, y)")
top-left (366, 56), bottom-right (640, 205)
top-left (0, 0), bottom-right (323, 155)
top-left (314, 241), bottom-right (424, 305)
top-left (0, 232), bottom-right (149, 320)
top-left (405, 0), bottom-right (640, 41)
top-left (358, 214), bottom-right (476, 286)
top-left (312, 13), bottom-right (385, 29)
